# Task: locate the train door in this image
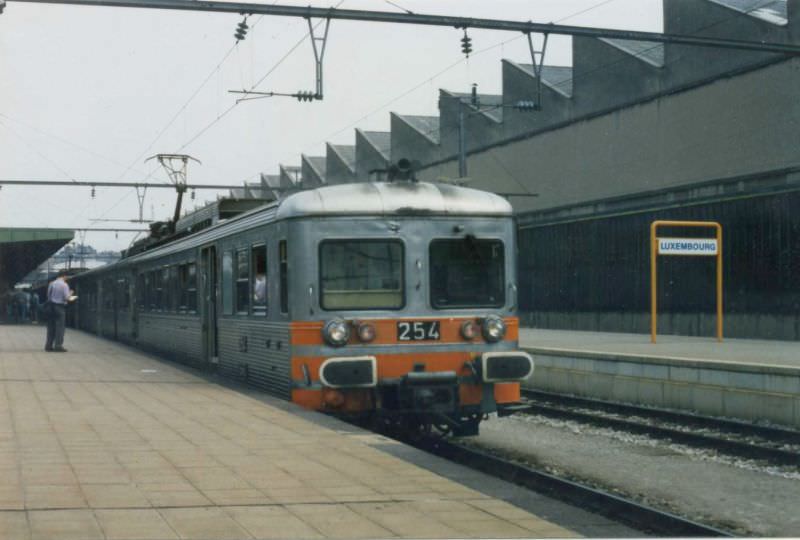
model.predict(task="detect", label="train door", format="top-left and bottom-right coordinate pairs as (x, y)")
top-left (201, 246), bottom-right (219, 367)
top-left (112, 277), bottom-right (119, 340)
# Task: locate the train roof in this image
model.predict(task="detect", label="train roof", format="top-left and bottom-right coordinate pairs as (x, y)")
top-left (74, 182), bottom-right (512, 273)
top-left (277, 181), bottom-right (512, 219)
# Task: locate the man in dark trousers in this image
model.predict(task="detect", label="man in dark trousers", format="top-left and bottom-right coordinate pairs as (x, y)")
top-left (45, 270), bottom-right (73, 352)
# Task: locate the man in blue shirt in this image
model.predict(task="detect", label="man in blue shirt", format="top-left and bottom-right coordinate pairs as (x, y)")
top-left (45, 270), bottom-right (73, 352)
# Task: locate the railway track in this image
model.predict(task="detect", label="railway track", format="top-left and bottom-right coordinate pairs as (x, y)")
top-left (521, 389), bottom-right (800, 467)
top-left (413, 435), bottom-right (733, 537)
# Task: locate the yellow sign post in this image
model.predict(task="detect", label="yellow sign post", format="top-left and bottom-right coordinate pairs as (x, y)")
top-left (650, 220), bottom-right (723, 344)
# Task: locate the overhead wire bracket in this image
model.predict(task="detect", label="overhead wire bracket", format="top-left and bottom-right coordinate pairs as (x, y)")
top-left (134, 185), bottom-right (147, 223)
top-left (306, 16), bottom-right (330, 100)
top-left (227, 17), bottom-right (330, 103)
top-left (526, 30), bottom-right (549, 111)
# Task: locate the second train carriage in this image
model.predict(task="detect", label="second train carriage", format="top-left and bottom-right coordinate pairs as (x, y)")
top-left (71, 180), bottom-right (533, 435)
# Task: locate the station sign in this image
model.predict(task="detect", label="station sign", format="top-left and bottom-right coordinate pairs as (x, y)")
top-left (657, 237), bottom-right (718, 256)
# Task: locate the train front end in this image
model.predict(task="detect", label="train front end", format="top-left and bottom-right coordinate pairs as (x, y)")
top-left (283, 181), bottom-right (533, 436)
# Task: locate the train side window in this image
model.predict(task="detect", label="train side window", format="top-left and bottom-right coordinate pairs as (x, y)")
top-left (279, 240), bottom-right (288, 314)
top-left (103, 279), bottom-right (114, 310)
top-left (137, 273), bottom-right (147, 310)
top-left (235, 249), bottom-right (250, 314)
top-left (252, 245), bottom-right (267, 315)
top-left (147, 271), bottom-right (156, 311)
top-left (161, 267), bottom-right (170, 312)
top-left (168, 266), bottom-right (178, 312)
top-left (178, 264), bottom-right (188, 312)
top-left (186, 263), bottom-right (197, 313)
top-left (155, 270), bottom-right (164, 312)
top-left (222, 251), bottom-right (233, 315)
top-left (118, 278), bottom-right (129, 310)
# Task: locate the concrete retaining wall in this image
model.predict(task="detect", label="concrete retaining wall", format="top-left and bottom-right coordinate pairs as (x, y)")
top-left (524, 348), bottom-right (800, 428)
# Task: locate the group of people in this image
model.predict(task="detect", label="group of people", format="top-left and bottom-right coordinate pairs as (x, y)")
top-left (3, 287), bottom-right (40, 324)
top-left (2, 270), bottom-right (75, 352)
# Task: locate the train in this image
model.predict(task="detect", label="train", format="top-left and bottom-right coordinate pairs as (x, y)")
top-left (69, 178), bottom-right (534, 436)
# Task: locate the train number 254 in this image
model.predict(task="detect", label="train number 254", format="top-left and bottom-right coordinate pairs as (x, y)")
top-left (397, 321), bottom-right (441, 341)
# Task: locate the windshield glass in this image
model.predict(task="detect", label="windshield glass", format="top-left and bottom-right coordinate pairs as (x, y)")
top-left (430, 237), bottom-right (505, 308)
top-left (320, 240), bottom-right (404, 310)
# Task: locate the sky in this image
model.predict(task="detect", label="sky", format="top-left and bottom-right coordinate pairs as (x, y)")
top-left (0, 0), bottom-right (662, 251)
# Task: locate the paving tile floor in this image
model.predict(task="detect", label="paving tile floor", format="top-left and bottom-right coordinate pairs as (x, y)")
top-left (0, 326), bottom-right (580, 539)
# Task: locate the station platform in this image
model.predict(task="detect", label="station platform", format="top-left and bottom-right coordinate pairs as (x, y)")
top-left (0, 326), bottom-right (591, 540)
top-left (520, 329), bottom-right (800, 428)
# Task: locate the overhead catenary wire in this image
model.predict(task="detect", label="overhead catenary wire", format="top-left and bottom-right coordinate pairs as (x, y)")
top-left (383, 0), bottom-right (412, 15)
top-left (115, 7), bottom-right (278, 185)
top-left (174, 1), bottom-right (345, 153)
top-left (0, 113), bottom-right (152, 178)
top-left (0, 119), bottom-right (78, 182)
top-left (7, 0), bottom-right (799, 55)
top-left (300, 0), bottom-right (618, 156)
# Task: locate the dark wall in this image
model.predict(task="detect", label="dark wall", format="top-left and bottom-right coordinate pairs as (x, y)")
top-left (518, 191), bottom-right (800, 339)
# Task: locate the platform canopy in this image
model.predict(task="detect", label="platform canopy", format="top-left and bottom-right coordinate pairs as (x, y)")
top-left (0, 228), bottom-right (74, 292)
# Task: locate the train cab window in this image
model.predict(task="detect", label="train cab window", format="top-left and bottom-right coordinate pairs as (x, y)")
top-left (235, 250), bottom-right (250, 314)
top-left (319, 240), bottom-right (404, 310)
top-left (430, 237), bottom-right (505, 308)
top-left (252, 245), bottom-right (267, 315)
top-left (279, 241), bottom-right (288, 314)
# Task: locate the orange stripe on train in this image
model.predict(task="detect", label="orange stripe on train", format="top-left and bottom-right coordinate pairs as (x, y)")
top-left (290, 317), bottom-right (518, 346)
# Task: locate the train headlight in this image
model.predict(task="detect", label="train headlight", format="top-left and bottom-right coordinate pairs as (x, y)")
top-left (460, 320), bottom-right (480, 340)
top-left (322, 319), bottom-right (350, 347)
top-left (481, 315), bottom-right (506, 342)
top-left (356, 322), bottom-right (376, 343)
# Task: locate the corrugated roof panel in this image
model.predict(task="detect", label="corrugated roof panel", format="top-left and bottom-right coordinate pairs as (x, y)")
top-left (708, 0), bottom-right (788, 25)
top-left (361, 131), bottom-right (391, 159)
top-left (399, 115), bottom-right (440, 144)
top-left (516, 64), bottom-right (573, 97)
top-left (307, 156), bottom-right (327, 176)
top-left (331, 144), bottom-right (356, 170)
top-left (600, 38), bottom-right (665, 68)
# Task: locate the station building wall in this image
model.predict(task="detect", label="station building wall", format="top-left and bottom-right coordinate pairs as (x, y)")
top-left (518, 188), bottom-right (800, 341)
top-left (417, 58), bottom-right (800, 340)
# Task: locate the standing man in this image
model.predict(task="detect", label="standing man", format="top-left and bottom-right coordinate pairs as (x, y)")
top-left (29, 290), bottom-right (40, 324)
top-left (45, 270), bottom-right (72, 352)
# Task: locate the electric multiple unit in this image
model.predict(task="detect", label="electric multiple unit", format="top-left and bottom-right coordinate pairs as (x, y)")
top-left (70, 181), bottom-right (533, 435)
